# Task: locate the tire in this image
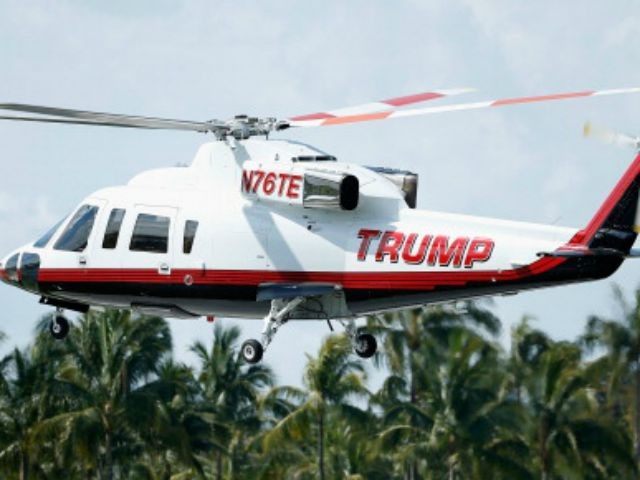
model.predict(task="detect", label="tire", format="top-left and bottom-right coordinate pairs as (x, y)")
top-left (49, 315), bottom-right (70, 340)
top-left (241, 339), bottom-right (264, 364)
top-left (354, 333), bottom-right (377, 358)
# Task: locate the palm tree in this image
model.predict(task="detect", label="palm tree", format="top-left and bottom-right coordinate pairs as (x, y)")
top-left (262, 334), bottom-right (368, 480)
top-left (370, 301), bottom-right (506, 478)
top-left (507, 316), bottom-right (552, 405)
top-left (0, 317), bottom-right (69, 479)
top-left (129, 359), bottom-right (220, 479)
top-left (323, 402), bottom-right (393, 480)
top-left (376, 325), bottom-right (530, 479)
top-left (191, 322), bottom-right (274, 480)
top-left (521, 338), bottom-right (635, 478)
top-left (0, 348), bottom-right (41, 479)
top-left (369, 302), bottom-right (501, 404)
top-left (32, 309), bottom-right (172, 479)
top-left (582, 284), bottom-right (640, 465)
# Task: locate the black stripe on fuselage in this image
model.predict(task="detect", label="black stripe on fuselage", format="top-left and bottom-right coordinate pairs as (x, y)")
top-left (35, 256), bottom-right (623, 309)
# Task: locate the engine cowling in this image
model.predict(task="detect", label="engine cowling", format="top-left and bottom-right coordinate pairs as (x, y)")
top-left (241, 161), bottom-right (359, 211)
top-left (365, 166), bottom-right (418, 208)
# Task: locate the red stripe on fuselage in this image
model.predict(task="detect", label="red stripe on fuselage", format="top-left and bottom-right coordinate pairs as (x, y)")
top-left (37, 257), bottom-right (564, 291)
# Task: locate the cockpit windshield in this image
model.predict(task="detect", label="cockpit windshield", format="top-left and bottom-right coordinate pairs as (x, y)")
top-left (33, 216), bottom-right (67, 248)
top-left (54, 205), bottom-right (99, 252)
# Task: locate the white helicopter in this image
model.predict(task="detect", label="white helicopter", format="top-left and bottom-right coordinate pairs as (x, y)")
top-left (1, 87), bottom-right (639, 363)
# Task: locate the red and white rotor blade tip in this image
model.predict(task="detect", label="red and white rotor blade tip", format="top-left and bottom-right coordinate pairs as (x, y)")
top-left (288, 87), bottom-right (474, 122)
top-left (289, 87), bottom-right (640, 128)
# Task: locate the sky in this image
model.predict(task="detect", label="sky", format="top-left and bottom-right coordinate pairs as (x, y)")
top-left (1, 1), bottom-right (640, 387)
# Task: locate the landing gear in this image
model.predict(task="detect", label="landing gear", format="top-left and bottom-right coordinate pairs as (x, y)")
top-left (241, 339), bottom-right (263, 364)
top-left (241, 298), bottom-right (379, 363)
top-left (340, 318), bottom-right (378, 358)
top-left (354, 333), bottom-right (377, 358)
top-left (242, 296), bottom-right (306, 364)
top-left (49, 310), bottom-right (70, 340)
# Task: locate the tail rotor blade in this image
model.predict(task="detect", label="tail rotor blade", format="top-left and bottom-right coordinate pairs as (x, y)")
top-left (583, 121), bottom-right (640, 150)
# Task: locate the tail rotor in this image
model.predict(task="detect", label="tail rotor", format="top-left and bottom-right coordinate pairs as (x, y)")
top-left (583, 121), bottom-right (640, 150)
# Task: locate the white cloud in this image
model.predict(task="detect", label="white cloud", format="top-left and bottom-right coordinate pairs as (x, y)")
top-left (0, 194), bottom-right (59, 253)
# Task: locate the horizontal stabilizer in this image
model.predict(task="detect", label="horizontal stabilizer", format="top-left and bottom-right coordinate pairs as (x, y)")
top-left (537, 246), bottom-right (640, 258)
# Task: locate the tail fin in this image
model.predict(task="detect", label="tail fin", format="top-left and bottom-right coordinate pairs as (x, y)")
top-left (570, 152), bottom-right (640, 253)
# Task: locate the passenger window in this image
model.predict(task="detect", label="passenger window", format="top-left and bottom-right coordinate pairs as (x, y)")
top-left (54, 205), bottom-right (99, 252)
top-left (183, 220), bottom-right (199, 254)
top-left (102, 209), bottom-right (126, 249)
top-left (130, 214), bottom-right (170, 253)
top-left (34, 216), bottom-right (66, 248)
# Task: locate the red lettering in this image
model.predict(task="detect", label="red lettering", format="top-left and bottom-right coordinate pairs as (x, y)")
top-left (241, 170), bottom-right (254, 193)
top-left (287, 175), bottom-right (302, 198)
top-left (278, 173), bottom-right (291, 196)
top-left (402, 233), bottom-right (432, 264)
top-left (427, 236), bottom-right (469, 267)
top-left (464, 238), bottom-right (494, 268)
top-left (263, 172), bottom-right (277, 195)
top-left (252, 170), bottom-right (266, 192)
top-left (357, 229), bottom-right (381, 261)
top-left (375, 231), bottom-right (405, 263)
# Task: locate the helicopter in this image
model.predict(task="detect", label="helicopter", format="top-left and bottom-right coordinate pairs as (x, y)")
top-left (1, 86), bottom-right (639, 364)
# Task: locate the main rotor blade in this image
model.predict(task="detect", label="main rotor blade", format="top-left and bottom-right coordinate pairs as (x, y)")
top-left (288, 87), bottom-right (640, 128)
top-left (0, 103), bottom-right (218, 132)
top-left (0, 115), bottom-right (159, 129)
top-left (289, 87), bottom-right (474, 121)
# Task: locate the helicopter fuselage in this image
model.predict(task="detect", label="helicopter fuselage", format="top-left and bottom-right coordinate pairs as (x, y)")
top-left (0, 139), bottom-right (633, 321)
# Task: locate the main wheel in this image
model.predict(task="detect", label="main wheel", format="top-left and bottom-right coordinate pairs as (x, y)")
top-left (354, 333), bottom-right (377, 358)
top-left (241, 339), bottom-right (264, 364)
top-left (49, 315), bottom-right (70, 340)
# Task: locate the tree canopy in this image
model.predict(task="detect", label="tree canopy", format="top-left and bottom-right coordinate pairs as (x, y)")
top-left (1, 291), bottom-right (639, 479)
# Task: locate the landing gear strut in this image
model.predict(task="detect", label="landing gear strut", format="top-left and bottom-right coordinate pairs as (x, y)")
top-left (340, 318), bottom-right (377, 358)
top-left (240, 300), bottom-right (378, 363)
top-left (241, 296), bottom-right (305, 364)
top-left (49, 309), bottom-right (70, 340)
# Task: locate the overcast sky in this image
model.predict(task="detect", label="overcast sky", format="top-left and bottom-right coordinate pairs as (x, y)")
top-left (1, 1), bottom-right (640, 386)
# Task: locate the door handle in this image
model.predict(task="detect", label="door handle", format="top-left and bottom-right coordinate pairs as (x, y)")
top-left (159, 263), bottom-right (171, 275)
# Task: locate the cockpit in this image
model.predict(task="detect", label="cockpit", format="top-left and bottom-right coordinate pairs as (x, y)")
top-left (0, 199), bottom-right (201, 303)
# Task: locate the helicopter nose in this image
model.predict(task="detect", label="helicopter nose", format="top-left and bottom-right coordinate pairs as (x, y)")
top-left (0, 258), bottom-right (6, 283)
top-left (0, 249), bottom-right (41, 293)
top-left (0, 250), bottom-right (19, 284)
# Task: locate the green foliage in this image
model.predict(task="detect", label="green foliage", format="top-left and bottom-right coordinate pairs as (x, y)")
top-left (0, 288), bottom-right (640, 478)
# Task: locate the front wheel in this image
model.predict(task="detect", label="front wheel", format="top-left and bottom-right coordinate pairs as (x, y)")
top-left (354, 333), bottom-right (377, 358)
top-left (241, 339), bottom-right (264, 364)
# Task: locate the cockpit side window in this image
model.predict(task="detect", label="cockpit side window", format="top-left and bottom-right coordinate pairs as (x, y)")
top-left (130, 214), bottom-right (170, 254)
top-left (4, 253), bottom-right (20, 283)
top-left (102, 209), bottom-right (126, 249)
top-left (183, 220), bottom-right (199, 254)
top-left (54, 205), bottom-right (99, 252)
top-left (33, 216), bottom-right (66, 248)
